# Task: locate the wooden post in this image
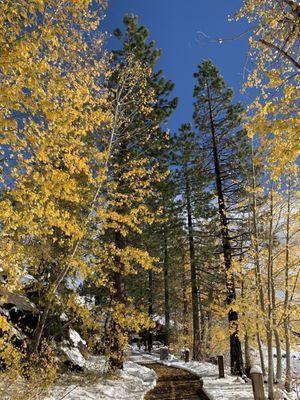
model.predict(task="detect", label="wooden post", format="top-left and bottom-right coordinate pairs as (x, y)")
top-left (251, 366), bottom-right (265, 400)
top-left (184, 349), bottom-right (190, 362)
top-left (218, 355), bottom-right (225, 378)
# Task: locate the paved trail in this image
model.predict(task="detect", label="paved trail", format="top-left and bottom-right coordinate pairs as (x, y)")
top-left (143, 363), bottom-right (209, 400)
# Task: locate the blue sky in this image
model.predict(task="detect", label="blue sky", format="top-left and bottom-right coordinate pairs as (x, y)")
top-left (102, 0), bottom-right (252, 133)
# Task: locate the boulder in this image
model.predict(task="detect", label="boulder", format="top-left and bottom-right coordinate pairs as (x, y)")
top-left (60, 346), bottom-right (85, 371)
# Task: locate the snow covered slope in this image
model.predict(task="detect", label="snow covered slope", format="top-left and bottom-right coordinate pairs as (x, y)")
top-left (44, 357), bottom-right (156, 400)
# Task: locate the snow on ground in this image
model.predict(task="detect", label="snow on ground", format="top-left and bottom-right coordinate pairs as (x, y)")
top-left (44, 356), bottom-right (156, 400)
top-left (164, 358), bottom-right (300, 400)
top-left (133, 350), bottom-right (257, 400)
top-left (251, 345), bottom-right (300, 383)
top-left (130, 346), bottom-right (300, 400)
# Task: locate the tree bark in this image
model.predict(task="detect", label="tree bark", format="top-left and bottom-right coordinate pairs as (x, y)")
top-left (244, 332), bottom-right (251, 373)
top-left (163, 225), bottom-right (170, 346)
top-left (107, 135), bottom-right (128, 371)
top-left (181, 256), bottom-right (189, 348)
top-left (241, 272), bottom-right (251, 373)
top-left (200, 303), bottom-right (206, 357)
top-left (256, 327), bottom-right (266, 376)
top-left (267, 188), bottom-right (274, 399)
top-left (147, 270), bottom-right (153, 353)
top-left (270, 212), bottom-right (282, 380)
top-left (206, 288), bottom-right (213, 357)
top-left (259, 39), bottom-right (300, 70)
top-left (284, 179), bottom-right (291, 392)
top-left (108, 230), bottom-right (126, 371)
top-left (184, 167), bottom-right (201, 360)
top-left (273, 327), bottom-right (282, 382)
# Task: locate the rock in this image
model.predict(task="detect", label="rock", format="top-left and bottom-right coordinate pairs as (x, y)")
top-left (160, 346), bottom-right (169, 360)
top-left (0, 287), bottom-right (37, 312)
top-left (242, 374), bottom-right (251, 383)
top-left (60, 346), bottom-right (85, 371)
top-left (234, 377), bottom-right (245, 384)
top-left (58, 328), bottom-right (88, 371)
top-left (69, 328), bottom-right (86, 347)
top-left (69, 328), bottom-right (88, 357)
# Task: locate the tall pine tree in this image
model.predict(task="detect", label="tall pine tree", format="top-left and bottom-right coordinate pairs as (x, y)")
top-left (193, 60), bottom-right (251, 374)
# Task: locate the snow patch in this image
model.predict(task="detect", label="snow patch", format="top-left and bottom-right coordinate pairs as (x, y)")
top-left (60, 312), bottom-right (68, 322)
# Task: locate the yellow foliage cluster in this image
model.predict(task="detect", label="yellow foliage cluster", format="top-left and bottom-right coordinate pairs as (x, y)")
top-left (0, 0), bottom-right (112, 384)
top-left (237, 0), bottom-right (300, 175)
top-left (0, 0), bottom-right (110, 287)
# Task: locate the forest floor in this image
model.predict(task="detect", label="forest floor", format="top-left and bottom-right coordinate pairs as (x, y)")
top-left (5, 347), bottom-right (298, 399)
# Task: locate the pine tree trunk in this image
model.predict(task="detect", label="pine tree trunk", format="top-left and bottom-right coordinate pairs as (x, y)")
top-left (184, 168), bottom-right (201, 360)
top-left (182, 257), bottom-right (189, 348)
top-left (200, 304), bottom-right (206, 358)
top-left (108, 230), bottom-right (126, 371)
top-left (206, 288), bottom-right (213, 357)
top-left (147, 270), bottom-right (153, 353)
top-left (163, 225), bottom-right (170, 346)
top-left (206, 82), bottom-right (243, 375)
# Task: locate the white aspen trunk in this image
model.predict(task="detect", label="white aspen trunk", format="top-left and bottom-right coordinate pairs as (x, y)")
top-left (284, 179), bottom-right (291, 392)
top-left (249, 144), bottom-right (268, 379)
top-left (267, 187), bottom-right (274, 399)
top-left (256, 327), bottom-right (266, 376)
top-left (273, 328), bottom-right (282, 382)
top-left (244, 332), bottom-right (251, 372)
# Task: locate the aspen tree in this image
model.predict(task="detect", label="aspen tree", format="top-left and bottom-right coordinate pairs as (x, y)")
top-left (0, 0), bottom-right (110, 356)
top-left (237, 0), bottom-right (300, 176)
top-left (284, 177), bottom-right (292, 392)
top-left (266, 186), bottom-right (275, 398)
top-left (238, 0), bottom-right (300, 380)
